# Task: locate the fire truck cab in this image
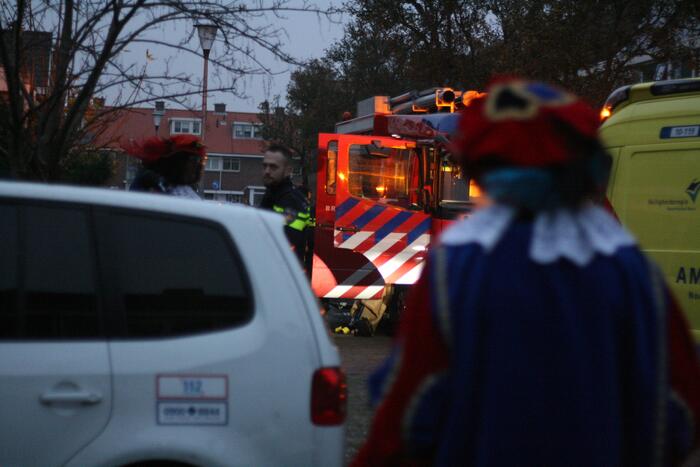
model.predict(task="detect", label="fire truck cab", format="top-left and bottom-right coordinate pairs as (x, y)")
top-left (312, 88), bottom-right (484, 310)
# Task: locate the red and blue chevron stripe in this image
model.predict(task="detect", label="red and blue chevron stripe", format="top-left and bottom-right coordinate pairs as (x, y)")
top-left (332, 196), bottom-right (432, 288)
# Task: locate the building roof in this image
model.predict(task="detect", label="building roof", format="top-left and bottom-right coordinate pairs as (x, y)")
top-left (95, 107), bottom-right (265, 156)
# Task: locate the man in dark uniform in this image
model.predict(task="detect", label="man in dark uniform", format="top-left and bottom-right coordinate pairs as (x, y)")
top-left (259, 144), bottom-right (312, 266)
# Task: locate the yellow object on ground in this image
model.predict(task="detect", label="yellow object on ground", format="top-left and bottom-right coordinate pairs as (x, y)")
top-left (350, 285), bottom-right (395, 332)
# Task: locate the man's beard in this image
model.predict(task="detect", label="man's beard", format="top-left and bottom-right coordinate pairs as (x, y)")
top-left (263, 176), bottom-right (282, 187)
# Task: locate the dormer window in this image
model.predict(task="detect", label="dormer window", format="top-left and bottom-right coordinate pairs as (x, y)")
top-left (233, 122), bottom-right (262, 139)
top-left (170, 118), bottom-right (201, 135)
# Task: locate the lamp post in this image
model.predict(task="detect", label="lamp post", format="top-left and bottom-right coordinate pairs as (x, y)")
top-left (195, 24), bottom-right (218, 142)
top-left (152, 100), bottom-right (165, 135)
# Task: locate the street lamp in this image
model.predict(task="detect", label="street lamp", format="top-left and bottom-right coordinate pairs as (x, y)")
top-left (152, 100), bottom-right (165, 135)
top-left (195, 23), bottom-right (218, 141)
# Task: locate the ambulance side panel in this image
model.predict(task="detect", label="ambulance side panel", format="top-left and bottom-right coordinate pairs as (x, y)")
top-left (602, 94), bottom-right (700, 340)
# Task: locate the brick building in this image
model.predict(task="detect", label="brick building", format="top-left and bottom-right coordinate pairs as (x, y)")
top-left (97, 104), bottom-right (292, 206)
top-left (0, 30), bottom-right (52, 108)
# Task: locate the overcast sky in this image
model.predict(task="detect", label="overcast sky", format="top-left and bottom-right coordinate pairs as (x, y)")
top-left (109, 2), bottom-right (347, 114)
top-left (226, 6), bottom-right (347, 112)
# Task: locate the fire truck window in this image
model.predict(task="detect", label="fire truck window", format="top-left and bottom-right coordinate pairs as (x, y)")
top-left (441, 163), bottom-right (469, 202)
top-left (437, 159), bottom-right (489, 218)
top-left (348, 144), bottom-right (410, 207)
top-left (327, 141), bottom-right (337, 195)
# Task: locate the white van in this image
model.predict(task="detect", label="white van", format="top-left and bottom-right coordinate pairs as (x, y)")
top-left (0, 181), bottom-right (345, 467)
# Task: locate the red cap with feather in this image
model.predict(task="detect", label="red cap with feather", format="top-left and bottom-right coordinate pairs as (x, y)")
top-left (455, 77), bottom-right (599, 168)
top-left (122, 135), bottom-right (206, 164)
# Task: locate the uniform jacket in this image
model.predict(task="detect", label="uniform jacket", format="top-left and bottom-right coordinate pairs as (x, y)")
top-left (259, 177), bottom-right (311, 264)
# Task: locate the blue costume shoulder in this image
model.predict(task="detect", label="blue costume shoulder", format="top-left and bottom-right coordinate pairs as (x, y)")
top-left (428, 221), bottom-right (665, 466)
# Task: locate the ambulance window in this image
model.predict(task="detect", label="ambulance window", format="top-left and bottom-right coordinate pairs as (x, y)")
top-left (327, 141), bottom-right (337, 195)
top-left (348, 144), bottom-right (410, 207)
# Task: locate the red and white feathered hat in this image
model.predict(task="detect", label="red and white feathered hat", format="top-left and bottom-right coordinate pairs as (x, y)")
top-left (122, 135), bottom-right (206, 164)
top-left (455, 77), bottom-right (600, 168)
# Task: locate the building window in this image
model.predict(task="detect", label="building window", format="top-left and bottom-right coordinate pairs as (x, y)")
top-left (205, 156), bottom-right (222, 171)
top-left (206, 191), bottom-right (244, 203)
top-left (205, 156), bottom-right (240, 172)
top-left (223, 158), bottom-right (240, 172)
top-left (171, 118), bottom-right (201, 135)
top-left (233, 123), bottom-right (262, 139)
top-left (249, 188), bottom-right (266, 206)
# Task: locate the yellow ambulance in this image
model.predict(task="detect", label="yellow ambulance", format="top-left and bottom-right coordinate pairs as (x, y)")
top-left (599, 77), bottom-right (700, 340)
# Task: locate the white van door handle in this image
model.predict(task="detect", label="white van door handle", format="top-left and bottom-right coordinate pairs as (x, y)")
top-left (40, 390), bottom-right (103, 405)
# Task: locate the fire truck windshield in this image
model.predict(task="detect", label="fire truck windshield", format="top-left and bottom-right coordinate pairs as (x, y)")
top-left (348, 144), bottom-right (415, 208)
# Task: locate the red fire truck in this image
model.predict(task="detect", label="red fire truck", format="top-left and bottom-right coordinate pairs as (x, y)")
top-left (311, 87), bottom-right (484, 315)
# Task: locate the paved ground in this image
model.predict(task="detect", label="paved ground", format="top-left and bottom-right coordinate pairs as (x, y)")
top-left (333, 334), bottom-right (394, 465)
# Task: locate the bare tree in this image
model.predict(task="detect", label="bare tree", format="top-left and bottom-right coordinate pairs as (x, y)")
top-left (486, 0), bottom-right (700, 105)
top-left (0, 0), bottom-right (341, 180)
top-left (270, 0), bottom-right (698, 149)
top-left (258, 58), bottom-right (349, 191)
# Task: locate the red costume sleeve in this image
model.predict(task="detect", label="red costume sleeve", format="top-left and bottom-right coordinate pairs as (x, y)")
top-left (351, 268), bottom-right (450, 467)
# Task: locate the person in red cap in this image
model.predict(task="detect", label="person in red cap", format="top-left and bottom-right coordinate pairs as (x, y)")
top-left (124, 134), bottom-right (206, 199)
top-left (352, 78), bottom-right (700, 467)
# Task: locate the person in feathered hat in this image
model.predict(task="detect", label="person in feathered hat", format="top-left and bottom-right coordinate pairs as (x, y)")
top-left (352, 78), bottom-right (700, 467)
top-left (124, 134), bottom-right (206, 199)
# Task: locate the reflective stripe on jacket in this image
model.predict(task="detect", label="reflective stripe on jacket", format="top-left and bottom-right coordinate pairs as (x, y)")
top-left (272, 204), bottom-right (312, 232)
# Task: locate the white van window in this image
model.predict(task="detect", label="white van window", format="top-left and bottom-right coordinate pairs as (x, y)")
top-left (0, 205), bottom-right (19, 337)
top-left (106, 213), bottom-right (252, 337)
top-left (0, 204), bottom-right (100, 339)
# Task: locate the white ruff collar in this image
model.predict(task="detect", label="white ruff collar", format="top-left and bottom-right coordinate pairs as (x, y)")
top-left (439, 204), bottom-right (636, 266)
